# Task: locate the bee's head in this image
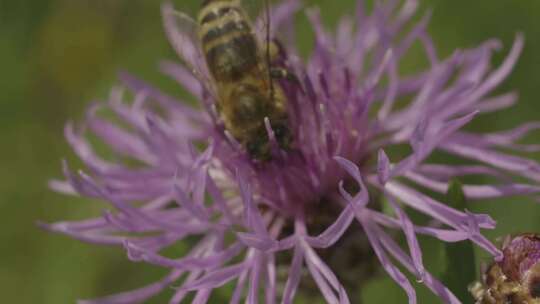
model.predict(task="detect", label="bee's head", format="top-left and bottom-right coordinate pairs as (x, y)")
top-left (245, 122), bottom-right (291, 161)
top-left (246, 136), bottom-right (271, 161)
top-left (228, 84), bottom-right (292, 160)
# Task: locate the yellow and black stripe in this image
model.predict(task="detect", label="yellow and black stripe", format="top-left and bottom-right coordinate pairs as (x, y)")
top-left (197, 0), bottom-right (259, 81)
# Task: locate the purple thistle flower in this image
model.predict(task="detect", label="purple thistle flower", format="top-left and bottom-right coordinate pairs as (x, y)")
top-left (470, 234), bottom-right (540, 303)
top-left (43, 0), bottom-right (540, 303)
top-left (501, 234), bottom-right (540, 284)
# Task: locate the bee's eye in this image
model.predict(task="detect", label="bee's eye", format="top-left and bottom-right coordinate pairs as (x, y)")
top-left (530, 277), bottom-right (540, 298)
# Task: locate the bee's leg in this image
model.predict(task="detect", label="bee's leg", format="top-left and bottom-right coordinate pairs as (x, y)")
top-left (270, 67), bottom-right (300, 84)
top-left (265, 38), bottom-right (300, 83)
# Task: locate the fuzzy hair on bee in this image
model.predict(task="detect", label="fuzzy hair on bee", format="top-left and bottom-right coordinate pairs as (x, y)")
top-left (195, 0), bottom-right (294, 161)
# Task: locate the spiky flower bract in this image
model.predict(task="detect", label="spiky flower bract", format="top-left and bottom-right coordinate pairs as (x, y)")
top-left (43, 0), bottom-right (540, 303)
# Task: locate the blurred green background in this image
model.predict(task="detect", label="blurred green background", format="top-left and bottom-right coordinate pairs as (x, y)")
top-left (1, 0), bottom-right (539, 303)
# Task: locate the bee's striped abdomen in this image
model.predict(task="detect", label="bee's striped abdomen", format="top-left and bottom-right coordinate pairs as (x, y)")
top-left (198, 0), bottom-right (259, 81)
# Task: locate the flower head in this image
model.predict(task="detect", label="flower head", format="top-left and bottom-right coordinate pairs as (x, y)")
top-left (44, 0), bottom-right (540, 303)
top-left (470, 234), bottom-right (540, 303)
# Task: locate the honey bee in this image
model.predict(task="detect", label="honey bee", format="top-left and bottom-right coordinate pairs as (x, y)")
top-left (194, 0), bottom-right (294, 160)
top-left (469, 234), bottom-right (540, 303)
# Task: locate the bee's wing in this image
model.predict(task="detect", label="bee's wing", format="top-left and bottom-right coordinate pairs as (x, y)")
top-left (254, 0), bottom-right (301, 51)
top-left (161, 3), bottom-right (216, 93)
top-left (251, 0), bottom-right (271, 56)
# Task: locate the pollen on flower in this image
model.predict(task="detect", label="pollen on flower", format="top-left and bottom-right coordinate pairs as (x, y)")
top-left (42, 0), bottom-right (540, 303)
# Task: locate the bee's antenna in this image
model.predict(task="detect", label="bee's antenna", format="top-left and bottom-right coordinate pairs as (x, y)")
top-left (265, 0), bottom-right (275, 102)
